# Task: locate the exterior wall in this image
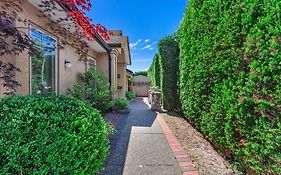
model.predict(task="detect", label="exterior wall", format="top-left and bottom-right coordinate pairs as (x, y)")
top-left (0, 1), bottom-right (106, 96)
top-left (58, 43), bottom-right (86, 94)
top-left (95, 52), bottom-right (109, 81)
top-left (117, 63), bottom-right (126, 98)
top-left (132, 76), bottom-right (151, 97)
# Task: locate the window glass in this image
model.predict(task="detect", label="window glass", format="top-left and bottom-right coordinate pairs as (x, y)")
top-left (30, 28), bottom-right (56, 95)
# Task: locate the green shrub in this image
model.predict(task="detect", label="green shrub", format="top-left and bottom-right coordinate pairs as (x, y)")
top-left (125, 91), bottom-right (135, 100)
top-left (148, 53), bottom-right (161, 87)
top-left (0, 95), bottom-right (110, 174)
top-left (134, 71), bottom-right (147, 76)
top-left (148, 37), bottom-right (180, 111)
top-left (67, 69), bottom-right (116, 113)
top-left (114, 98), bottom-right (128, 109)
top-left (158, 36), bottom-right (180, 111)
top-left (177, 0), bottom-right (281, 174)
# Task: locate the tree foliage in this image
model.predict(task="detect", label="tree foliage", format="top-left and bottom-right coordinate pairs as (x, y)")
top-left (134, 71), bottom-right (148, 77)
top-left (177, 0), bottom-right (281, 174)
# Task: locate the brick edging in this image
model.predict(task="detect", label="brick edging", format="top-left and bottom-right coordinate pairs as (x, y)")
top-left (157, 112), bottom-right (200, 175)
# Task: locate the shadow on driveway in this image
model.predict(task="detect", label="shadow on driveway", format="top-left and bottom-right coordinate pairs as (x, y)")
top-left (100, 98), bottom-right (157, 175)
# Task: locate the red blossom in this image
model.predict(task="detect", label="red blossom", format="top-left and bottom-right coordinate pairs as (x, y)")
top-left (58, 0), bottom-right (110, 40)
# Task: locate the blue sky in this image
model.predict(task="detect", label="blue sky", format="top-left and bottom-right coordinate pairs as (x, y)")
top-left (88, 0), bottom-right (187, 72)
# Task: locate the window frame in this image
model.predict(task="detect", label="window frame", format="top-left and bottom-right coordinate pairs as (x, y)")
top-left (29, 24), bottom-right (58, 95)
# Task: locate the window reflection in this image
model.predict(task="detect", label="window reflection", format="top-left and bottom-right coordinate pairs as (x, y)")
top-left (30, 28), bottom-right (56, 95)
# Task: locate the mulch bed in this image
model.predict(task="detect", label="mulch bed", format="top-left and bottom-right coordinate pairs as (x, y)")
top-left (162, 112), bottom-right (241, 175)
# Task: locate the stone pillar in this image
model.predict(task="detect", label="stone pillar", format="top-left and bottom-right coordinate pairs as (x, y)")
top-left (150, 86), bottom-right (162, 111)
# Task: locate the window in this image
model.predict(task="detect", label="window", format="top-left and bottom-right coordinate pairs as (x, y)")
top-left (87, 57), bottom-right (96, 71)
top-left (30, 28), bottom-right (57, 95)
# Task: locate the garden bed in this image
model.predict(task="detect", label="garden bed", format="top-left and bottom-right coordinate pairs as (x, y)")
top-left (163, 113), bottom-right (240, 175)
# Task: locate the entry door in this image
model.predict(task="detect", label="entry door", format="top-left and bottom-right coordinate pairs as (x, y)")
top-left (30, 28), bottom-right (57, 95)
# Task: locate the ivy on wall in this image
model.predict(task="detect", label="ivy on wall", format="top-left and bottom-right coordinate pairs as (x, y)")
top-left (177, 0), bottom-right (281, 174)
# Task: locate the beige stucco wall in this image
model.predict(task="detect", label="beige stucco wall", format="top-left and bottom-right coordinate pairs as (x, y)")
top-left (117, 63), bottom-right (127, 98)
top-left (95, 52), bottom-right (109, 81)
top-left (58, 43), bottom-right (87, 94)
top-left (0, 1), bottom-right (107, 96)
top-left (132, 76), bottom-right (151, 97)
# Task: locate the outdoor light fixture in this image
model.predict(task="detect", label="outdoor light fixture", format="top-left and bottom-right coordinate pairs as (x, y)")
top-left (65, 60), bottom-right (72, 68)
top-left (118, 74), bottom-right (121, 78)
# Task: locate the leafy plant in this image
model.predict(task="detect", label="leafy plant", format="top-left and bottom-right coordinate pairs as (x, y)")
top-left (125, 91), bottom-right (135, 100)
top-left (0, 95), bottom-right (110, 174)
top-left (114, 98), bottom-right (128, 110)
top-left (67, 69), bottom-right (116, 113)
top-left (177, 0), bottom-right (281, 174)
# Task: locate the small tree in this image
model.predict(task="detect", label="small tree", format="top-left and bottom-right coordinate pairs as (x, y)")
top-left (68, 69), bottom-right (116, 113)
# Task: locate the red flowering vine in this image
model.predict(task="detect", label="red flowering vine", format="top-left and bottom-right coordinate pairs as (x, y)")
top-left (58, 0), bottom-right (110, 40)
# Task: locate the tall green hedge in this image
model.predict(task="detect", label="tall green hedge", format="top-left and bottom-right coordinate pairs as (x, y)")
top-left (177, 0), bottom-right (281, 174)
top-left (158, 36), bottom-right (180, 111)
top-left (0, 95), bottom-right (110, 174)
top-left (148, 53), bottom-right (161, 87)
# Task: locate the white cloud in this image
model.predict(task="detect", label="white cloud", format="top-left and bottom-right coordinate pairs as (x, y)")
top-left (141, 45), bottom-right (152, 50)
top-left (145, 39), bottom-right (150, 43)
top-left (149, 47), bottom-right (153, 50)
top-left (129, 39), bottom-right (142, 48)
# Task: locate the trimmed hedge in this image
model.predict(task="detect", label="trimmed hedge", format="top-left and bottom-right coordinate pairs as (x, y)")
top-left (0, 95), bottom-right (110, 174)
top-left (177, 0), bottom-right (281, 174)
top-left (148, 37), bottom-right (180, 111)
top-left (148, 53), bottom-right (161, 87)
top-left (158, 36), bottom-right (180, 111)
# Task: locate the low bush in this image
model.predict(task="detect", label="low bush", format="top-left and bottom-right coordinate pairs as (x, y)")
top-left (125, 91), bottom-right (135, 100)
top-left (114, 98), bottom-right (128, 109)
top-left (0, 95), bottom-right (110, 174)
top-left (67, 69), bottom-right (116, 113)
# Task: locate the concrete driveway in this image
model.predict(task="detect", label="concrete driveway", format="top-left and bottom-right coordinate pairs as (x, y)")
top-left (100, 98), bottom-right (182, 175)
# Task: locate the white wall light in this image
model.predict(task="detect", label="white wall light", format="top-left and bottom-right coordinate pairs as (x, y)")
top-left (65, 60), bottom-right (72, 68)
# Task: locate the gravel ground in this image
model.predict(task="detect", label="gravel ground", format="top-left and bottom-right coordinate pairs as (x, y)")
top-left (163, 113), bottom-right (241, 175)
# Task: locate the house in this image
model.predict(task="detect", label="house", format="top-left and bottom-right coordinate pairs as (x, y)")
top-left (106, 30), bottom-right (131, 98)
top-left (0, 0), bottom-right (131, 98)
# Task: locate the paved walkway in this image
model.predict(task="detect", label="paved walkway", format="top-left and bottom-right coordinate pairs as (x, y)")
top-left (100, 98), bottom-right (182, 175)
